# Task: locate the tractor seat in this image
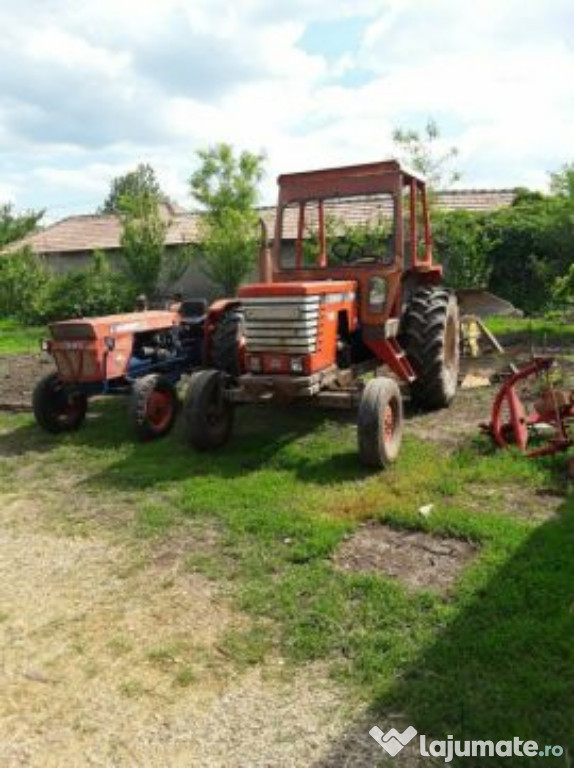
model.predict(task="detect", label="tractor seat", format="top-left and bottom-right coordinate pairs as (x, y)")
top-left (180, 298), bottom-right (207, 327)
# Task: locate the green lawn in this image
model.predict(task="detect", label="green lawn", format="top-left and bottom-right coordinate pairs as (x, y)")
top-left (485, 315), bottom-right (574, 345)
top-left (0, 319), bottom-right (46, 355)
top-left (1, 398), bottom-right (572, 765)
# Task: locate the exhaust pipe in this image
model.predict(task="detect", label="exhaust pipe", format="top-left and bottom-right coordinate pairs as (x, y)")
top-left (258, 217), bottom-right (273, 284)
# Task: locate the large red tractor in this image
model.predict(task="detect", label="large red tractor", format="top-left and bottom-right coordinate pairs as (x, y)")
top-left (183, 160), bottom-right (460, 468)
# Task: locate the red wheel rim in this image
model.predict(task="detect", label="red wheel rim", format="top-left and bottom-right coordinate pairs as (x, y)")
top-left (146, 390), bottom-right (173, 431)
top-left (63, 396), bottom-right (82, 422)
top-left (383, 404), bottom-right (395, 444)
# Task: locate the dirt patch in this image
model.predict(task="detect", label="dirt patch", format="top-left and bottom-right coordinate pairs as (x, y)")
top-left (333, 523), bottom-right (476, 594)
top-left (0, 492), bottom-right (361, 767)
top-left (0, 355), bottom-right (54, 411)
top-left (407, 386), bottom-right (494, 450)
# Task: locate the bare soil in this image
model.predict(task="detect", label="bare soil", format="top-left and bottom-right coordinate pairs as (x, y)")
top-left (0, 355), bottom-right (54, 411)
top-left (333, 523), bottom-right (476, 594)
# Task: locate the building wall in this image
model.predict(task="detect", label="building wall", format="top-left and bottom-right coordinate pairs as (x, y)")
top-left (41, 247), bottom-right (225, 300)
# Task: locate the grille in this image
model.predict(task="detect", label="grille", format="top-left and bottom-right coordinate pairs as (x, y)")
top-left (242, 296), bottom-right (320, 354)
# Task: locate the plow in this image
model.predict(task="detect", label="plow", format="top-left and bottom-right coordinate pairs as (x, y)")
top-left (483, 356), bottom-right (574, 473)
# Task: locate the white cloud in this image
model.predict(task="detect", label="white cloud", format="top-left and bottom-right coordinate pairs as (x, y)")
top-left (0, 0), bottom-right (573, 216)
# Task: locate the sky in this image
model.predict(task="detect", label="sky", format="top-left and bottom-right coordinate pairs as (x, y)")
top-left (1, 0), bottom-right (573, 220)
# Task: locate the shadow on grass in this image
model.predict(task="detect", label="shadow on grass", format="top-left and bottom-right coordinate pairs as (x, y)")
top-left (312, 491), bottom-right (574, 768)
top-left (69, 400), bottom-right (371, 490)
top-left (0, 398), bottom-right (134, 457)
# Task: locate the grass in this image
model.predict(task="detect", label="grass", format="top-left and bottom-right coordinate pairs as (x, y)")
top-left (1, 397), bottom-right (572, 765)
top-left (0, 319), bottom-right (46, 355)
top-left (485, 315), bottom-right (574, 345)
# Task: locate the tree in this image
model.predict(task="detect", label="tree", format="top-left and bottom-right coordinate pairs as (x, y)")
top-left (0, 203), bottom-right (44, 248)
top-left (100, 163), bottom-right (166, 214)
top-left (190, 143), bottom-right (265, 295)
top-left (433, 210), bottom-right (494, 290)
top-left (549, 162), bottom-right (574, 199)
top-left (0, 246), bottom-right (49, 322)
top-left (119, 193), bottom-right (190, 298)
top-left (392, 118), bottom-right (461, 189)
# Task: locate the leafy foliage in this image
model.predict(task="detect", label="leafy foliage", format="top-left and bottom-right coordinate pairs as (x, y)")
top-left (100, 163), bottom-right (165, 214)
top-left (549, 162), bottom-right (574, 199)
top-left (44, 251), bottom-right (131, 320)
top-left (0, 248), bottom-right (132, 324)
top-left (433, 210), bottom-right (495, 289)
top-left (119, 193), bottom-right (190, 298)
top-left (190, 143), bottom-right (265, 296)
top-left (303, 214), bottom-right (390, 266)
top-left (393, 118), bottom-right (461, 189)
top-left (0, 247), bottom-right (49, 323)
top-left (485, 193), bottom-right (574, 313)
top-left (0, 203), bottom-right (44, 248)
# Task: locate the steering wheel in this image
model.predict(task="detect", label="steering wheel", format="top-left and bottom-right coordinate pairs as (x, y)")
top-left (331, 240), bottom-right (368, 263)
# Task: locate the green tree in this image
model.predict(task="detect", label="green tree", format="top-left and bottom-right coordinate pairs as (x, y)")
top-left (119, 193), bottom-right (190, 298)
top-left (392, 118), bottom-right (461, 189)
top-left (0, 203), bottom-right (44, 248)
top-left (100, 163), bottom-right (166, 214)
top-left (0, 246), bottom-right (49, 322)
top-left (485, 192), bottom-right (574, 313)
top-left (190, 143), bottom-right (265, 295)
top-left (433, 210), bottom-right (494, 290)
top-left (549, 162), bottom-right (574, 199)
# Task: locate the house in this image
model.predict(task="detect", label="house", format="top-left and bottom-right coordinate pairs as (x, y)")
top-left (3, 190), bottom-right (517, 298)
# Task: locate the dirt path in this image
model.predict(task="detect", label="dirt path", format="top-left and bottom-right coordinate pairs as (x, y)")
top-left (0, 487), bottom-right (385, 767)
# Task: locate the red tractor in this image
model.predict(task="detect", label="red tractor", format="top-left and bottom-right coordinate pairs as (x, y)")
top-left (183, 160), bottom-right (460, 468)
top-left (33, 300), bottom-right (208, 439)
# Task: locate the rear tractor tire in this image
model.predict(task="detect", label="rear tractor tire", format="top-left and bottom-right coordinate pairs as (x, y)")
top-left (211, 309), bottom-right (244, 378)
top-left (129, 374), bottom-right (178, 441)
top-left (33, 373), bottom-right (88, 434)
top-left (358, 377), bottom-right (403, 469)
top-left (401, 286), bottom-right (460, 410)
top-left (183, 369), bottom-right (234, 451)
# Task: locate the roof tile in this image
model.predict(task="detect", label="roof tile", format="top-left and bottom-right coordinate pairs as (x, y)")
top-left (3, 189), bottom-right (516, 256)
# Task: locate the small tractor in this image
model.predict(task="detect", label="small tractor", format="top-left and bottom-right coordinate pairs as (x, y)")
top-left (183, 159), bottom-right (460, 468)
top-left (33, 300), bottom-right (207, 439)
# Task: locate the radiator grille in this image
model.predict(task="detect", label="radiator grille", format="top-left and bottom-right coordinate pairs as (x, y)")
top-left (242, 296), bottom-right (320, 354)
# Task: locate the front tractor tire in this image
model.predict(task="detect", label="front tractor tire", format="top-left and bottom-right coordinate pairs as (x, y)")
top-left (183, 370), bottom-right (234, 451)
top-left (129, 374), bottom-right (178, 441)
top-left (401, 286), bottom-right (460, 410)
top-left (358, 377), bottom-right (404, 469)
top-left (211, 309), bottom-right (244, 378)
top-left (33, 373), bottom-right (88, 434)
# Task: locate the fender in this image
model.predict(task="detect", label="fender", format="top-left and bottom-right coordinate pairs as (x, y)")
top-left (203, 298), bottom-right (243, 367)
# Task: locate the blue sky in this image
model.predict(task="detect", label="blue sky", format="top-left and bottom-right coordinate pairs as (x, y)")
top-left (0, 0), bottom-right (573, 220)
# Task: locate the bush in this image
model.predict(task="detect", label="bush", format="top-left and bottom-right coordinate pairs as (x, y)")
top-left (0, 249), bottom-right (132, 324)
top-left (485, 195), bottom-right (574, 314)
top-left (44, 251), bottom-right (132, 321)
top-left (433, 210), bottom-right (494, 289)
top-left (0, 247), bottom-right (50, 323)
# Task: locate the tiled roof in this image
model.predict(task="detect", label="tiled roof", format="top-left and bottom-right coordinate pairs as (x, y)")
top-left (4, 189), bottom-right (517, 256)
top-left (4, 211), bottom-right (203, 255)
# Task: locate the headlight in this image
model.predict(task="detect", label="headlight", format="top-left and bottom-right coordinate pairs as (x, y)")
top-left (290, 357), bottom-right (304, 374)
top-left (104, 336), bottom-right (116, 351)
top-left (368, 276), bottom-right (387, 313)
